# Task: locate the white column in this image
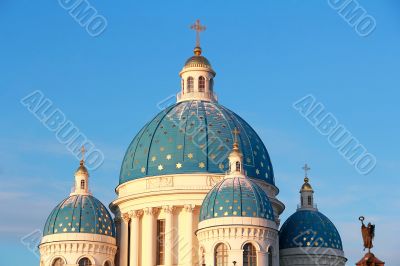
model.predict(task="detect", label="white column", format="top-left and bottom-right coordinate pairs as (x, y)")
top-left (184, 204), bottom-right (195, 265)
top-left (258, 251), bottom-right (268, 266)
top-left (120, 213), bottom-right (130, 266)
top-left (163, 206), bottom-right (174, 266)
top-left (129, 210), bottom-right (142, 266)
top-left (144, 207), bottom-right (157, 266)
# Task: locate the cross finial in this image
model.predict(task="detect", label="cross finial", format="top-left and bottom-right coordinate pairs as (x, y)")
top-left (232, 128), bottom-right (240, 150)
top-left (302, 163), bottom-right (311, 178)
top-left (190, 19), bottom-right (206, 53)
top-left (80, 145), bottom-right (86, 165)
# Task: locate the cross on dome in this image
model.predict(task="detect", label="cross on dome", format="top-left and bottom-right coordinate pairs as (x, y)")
top-left (80, 145), bottom-right (86, 164)
top-left (190, 19), bottom-right (206, 52)
top-left (302, 163), bottom-right (311, 179)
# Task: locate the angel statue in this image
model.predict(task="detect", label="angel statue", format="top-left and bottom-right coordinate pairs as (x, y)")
top-left (359, 216), bottom-right (375, 251)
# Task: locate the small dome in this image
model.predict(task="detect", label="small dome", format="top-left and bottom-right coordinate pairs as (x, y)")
top-left (184, 55), bottom-right (212, 69)
top-left (279, 210), bottom-right (343, 250)
top-left (199, 177), bottom-right (275, 222)
top-left (43, 194), bottom-right (115, 237)
top-left (75, 160), bottom-right (88, 175)
top-left (301, 177), bottom-right (313, 191)
top-left (120, 100), bottom-right (275, 185)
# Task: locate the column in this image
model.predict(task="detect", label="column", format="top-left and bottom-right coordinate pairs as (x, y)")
top-left (184, 204), bottom-right (195, 265)
top-left (258, 251), bottom-right (268, 266)
top-left (144, 207), bottom-right (156, 266)
top-left (163, 206), bottom-right (174, 266)
top-left (129, 210), bottom-right (142, 266)
top-left (120, 213), bottom-right (130, 266)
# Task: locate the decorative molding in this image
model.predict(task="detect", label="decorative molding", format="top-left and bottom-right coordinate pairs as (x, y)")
top-left (206, 175), bottom-right (223, 186)
top-left (146, 176), bottom-right (174, 189)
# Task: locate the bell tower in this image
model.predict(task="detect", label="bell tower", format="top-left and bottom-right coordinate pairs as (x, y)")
top-left (178, 20), bottom-right (217, 103)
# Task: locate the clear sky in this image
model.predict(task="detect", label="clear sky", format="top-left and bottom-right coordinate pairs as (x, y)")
top-left (1, 0), bottom-right (399, 265)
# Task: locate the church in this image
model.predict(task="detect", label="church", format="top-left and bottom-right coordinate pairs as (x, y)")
top-left (38, 21), bottom-right (347, 266)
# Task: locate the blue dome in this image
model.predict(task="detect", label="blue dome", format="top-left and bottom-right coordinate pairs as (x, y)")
top-left (199, 177), bottom-right (275, 222)
top-left (279, 210), bottom-right (343, 250)
top-left (120, 100), bottom-right (274, 185)
top-left (43, 195), bottom-right (115, 237)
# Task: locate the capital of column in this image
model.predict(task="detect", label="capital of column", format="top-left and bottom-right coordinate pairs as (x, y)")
top-left (162, 205), bottom-right (175, 214)
top-left (184, 204), bottom-right (195, 213)
top-left (144, 207), bottom-right (158, 216)
top-left (129, 209), bottom-right (143, 219)
top-left (122, 212), bottom-right (130, 223)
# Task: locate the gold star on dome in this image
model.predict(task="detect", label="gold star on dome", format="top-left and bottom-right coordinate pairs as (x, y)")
top-left (210, 154), bottom-right (216, 160)
top-left (176, 162), bottom-right (182, 169)
top-left (187, 153), bottom-right (193, 159)
top-left (219, 163), bottom-right (224, 170)
top-left (158, 164), bottom-right (164, 171)
top-left (141, 167), bottom-right (146, 173)
top-left (177, 144), bottom-right (183, 150)
top-left (160, 146), bottom-right (165, 152)
top-left (256, 169), bottom-right (260, 175)
top-left (199, 162), bottom-right (205, 168)
top-left (166, 154), bottom-right (172, 160)
top-left (151, 156), bottom-right (157, 162)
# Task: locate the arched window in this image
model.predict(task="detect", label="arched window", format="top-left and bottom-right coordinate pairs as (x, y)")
top-left (78, 258), bottom-right (92, 266)
top-left (199, 76), bottom-right (205, 92)
top-left (236, 161), bottom-right (241, 172)
top-left (243, 243), bottom-right (257, 266)
top-left (52, 258), bottom-right (65, 266)
top-left (215, 243), bottom-right (228, 266)
top-left (187, 77), bottom-right (194, 93)
top-left (308, 196), bottom-right (312, 205)
top-left (80, 180), bottom-right (85, 189)
top-left (268, 246), bottom-right (273, 266)
top-left (104, 261), bottom-right (112, 266)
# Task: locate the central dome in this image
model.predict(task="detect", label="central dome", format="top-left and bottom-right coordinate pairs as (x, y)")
top-left (120, 100), bottom-right (274, 185)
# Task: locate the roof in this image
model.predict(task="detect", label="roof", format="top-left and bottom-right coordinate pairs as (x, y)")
top-left (43, 194), bottom-right (115, 237)
top-left (279, 209), bottom-right (343, 251)
top-left (199, 176), bottom-right (275, 222)
top-left (119, 100), bottom-right (275, 185)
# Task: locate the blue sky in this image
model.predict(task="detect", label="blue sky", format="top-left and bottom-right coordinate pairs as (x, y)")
top-left (0, 0), bottom-right (399, 264)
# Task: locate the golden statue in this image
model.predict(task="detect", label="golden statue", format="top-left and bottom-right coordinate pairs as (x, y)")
top-left (359, 216), bottom-right (375, 251)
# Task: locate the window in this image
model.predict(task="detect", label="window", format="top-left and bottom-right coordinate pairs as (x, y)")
top-left (210, 78), bottom-right (214, 92)
top-left (78, 258), bottom-right (92, 266)
top-left (52, 258), bottom-right (65, 266)
top-left (187, 77), bottom-right (194, 93)
top-left (199, 76), bottom-right (205, 92)
top-left (104, 261), bottom-right (112, 266)
top-left (301, 196), bottom-right (303, 206)
top-left (243, 243), bottom-right (257, 266)
top-left (236, 161), bottom-right (241, 172)
top-left (268, 247), bottom-right (273, 266)
top-left (308, 196), bottom-right (312, 205)
top-left (156, 220), bottom-right (166, 265)
top-left (80, 180), bottom-right (85, 189)
top-left (215, 243), bottom-right (228, 266)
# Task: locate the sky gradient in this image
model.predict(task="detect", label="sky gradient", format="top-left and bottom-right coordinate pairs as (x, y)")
top-left (0, 0), bottom-right (399, 265)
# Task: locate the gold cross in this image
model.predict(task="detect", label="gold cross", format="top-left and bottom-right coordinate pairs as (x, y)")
top-left (81, 146), bottom-right (86, 162)
top-left (190, 19), bottom-right (206, 48)
top-left (302, 163), bottom-right (311, 177)
top-left (232, 128), bottom-right (240, 144)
